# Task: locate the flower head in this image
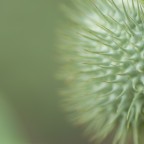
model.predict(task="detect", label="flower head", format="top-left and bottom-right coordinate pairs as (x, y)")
top-left (59, 0), bottom-right (144, 143)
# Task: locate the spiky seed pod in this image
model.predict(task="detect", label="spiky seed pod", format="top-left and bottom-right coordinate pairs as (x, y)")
top-left (59, 0), bottom-right (144, 144)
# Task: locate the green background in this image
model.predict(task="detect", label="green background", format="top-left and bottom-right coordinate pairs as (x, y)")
top-left (0, 0), bottom-right (92, 144)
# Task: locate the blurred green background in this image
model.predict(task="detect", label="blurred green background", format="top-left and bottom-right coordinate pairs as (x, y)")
top-left (0, 0), bottom-right (92, 144)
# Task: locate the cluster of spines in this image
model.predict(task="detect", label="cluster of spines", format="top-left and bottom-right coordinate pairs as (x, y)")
top-left (59, 0), bottom-right (144, 144)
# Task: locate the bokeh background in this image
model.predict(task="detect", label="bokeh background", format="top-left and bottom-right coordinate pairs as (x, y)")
top-left (0, 0), bottom-right (92, 144)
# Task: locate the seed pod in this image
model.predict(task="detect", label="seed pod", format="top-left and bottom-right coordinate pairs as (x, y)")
top-left (59, 0), bottom-right (144, 144)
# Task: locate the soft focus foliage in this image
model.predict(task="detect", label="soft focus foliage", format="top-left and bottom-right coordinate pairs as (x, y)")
top-left (0, 96), bottom-right (26, 144)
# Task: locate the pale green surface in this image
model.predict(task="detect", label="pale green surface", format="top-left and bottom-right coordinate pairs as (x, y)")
top-left (0, 96), bottom-right (27, 144)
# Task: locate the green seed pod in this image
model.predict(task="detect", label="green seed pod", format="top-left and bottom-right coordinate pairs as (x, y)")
top-left (59, 0), bottom-right (144, 144)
